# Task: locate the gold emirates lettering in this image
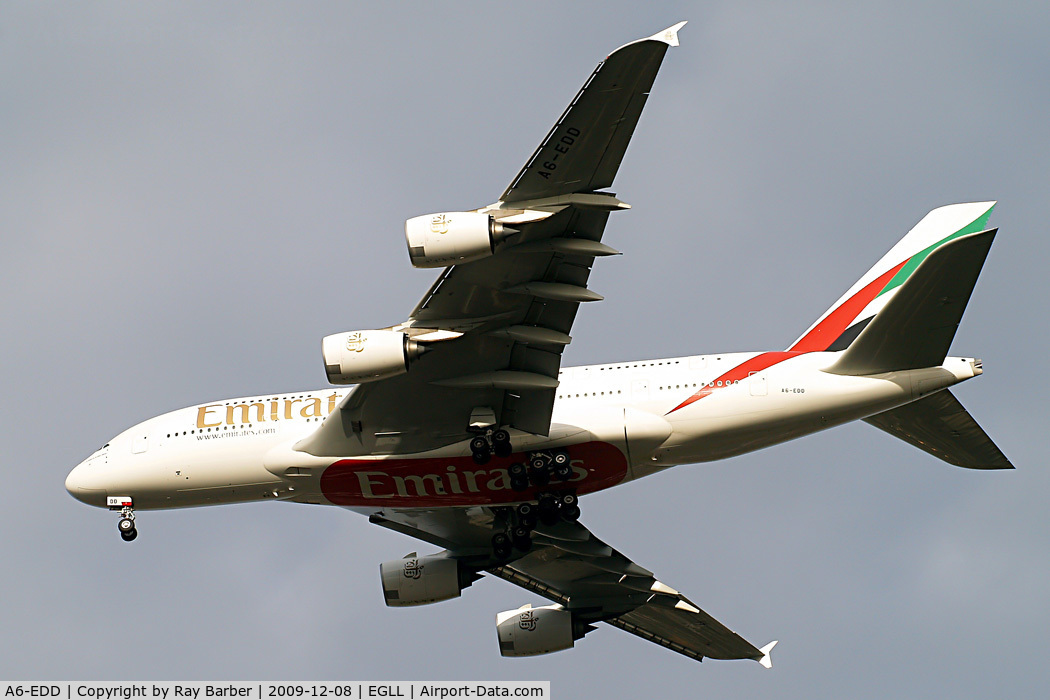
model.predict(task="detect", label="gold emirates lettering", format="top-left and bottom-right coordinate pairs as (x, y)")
top-left (196, 393), bottom-right (341, 429)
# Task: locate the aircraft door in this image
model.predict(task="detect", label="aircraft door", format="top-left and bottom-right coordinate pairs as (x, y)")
top-left (749, 372), bottom-right (768, 396)
top-left (131, 434), bottom-right (148, 454)
top-left (631, 379), bottom-right (650, 401)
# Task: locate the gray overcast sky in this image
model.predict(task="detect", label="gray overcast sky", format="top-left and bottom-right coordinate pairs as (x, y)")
top-left (3, 2), bottom-right (1048, 697)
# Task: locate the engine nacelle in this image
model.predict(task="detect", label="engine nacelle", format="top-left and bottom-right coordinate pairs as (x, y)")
top-left (380, 554), bottom-right (469, 607)
top-left (495, 604), bottom-right (576, 657)
top-left (405, 211), bottom-right (511, 268)
top-left (322, 330), bottom-right (424, 384)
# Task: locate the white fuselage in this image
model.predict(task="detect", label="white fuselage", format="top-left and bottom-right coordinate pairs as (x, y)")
top-left (65, 350), bottom-right (982, 512)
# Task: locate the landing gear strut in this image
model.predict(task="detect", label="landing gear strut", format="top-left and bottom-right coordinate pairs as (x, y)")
top-left (490, 487), bottom-right (580, 560)
top-left (108, 496), bottom-right (137, 542)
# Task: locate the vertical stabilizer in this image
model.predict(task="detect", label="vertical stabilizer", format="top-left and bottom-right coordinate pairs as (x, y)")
top-left (828, 228), bottom-right (996, 374)
top-left (789, 202), bottom-right (996, 353)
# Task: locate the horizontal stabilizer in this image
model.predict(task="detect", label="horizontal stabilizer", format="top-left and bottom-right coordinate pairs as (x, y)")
top-left (864, 389), bottom-right (1013, 469)
top-left (830, 229), bottom-right (997, 375)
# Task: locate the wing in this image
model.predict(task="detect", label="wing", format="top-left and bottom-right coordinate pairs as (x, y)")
top-left (500, 21), bottom-right (687, 203)
top-left (370, 507), bottom-right (775, 666)
top-left (298, 23), bottom-right (684, 458)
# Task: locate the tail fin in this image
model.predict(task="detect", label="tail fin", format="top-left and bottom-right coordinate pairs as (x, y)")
top-left (789, 202), bottom-right (997, 354)
top-left (829, 227), bottom-right (996, 375)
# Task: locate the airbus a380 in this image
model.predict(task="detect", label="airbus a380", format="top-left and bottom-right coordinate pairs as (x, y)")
top-left (66, 22), bottom-right (1011, 666)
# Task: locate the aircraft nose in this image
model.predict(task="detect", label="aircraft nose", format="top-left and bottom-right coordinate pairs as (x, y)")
top-left (65, 460), bottom-right (108, 507)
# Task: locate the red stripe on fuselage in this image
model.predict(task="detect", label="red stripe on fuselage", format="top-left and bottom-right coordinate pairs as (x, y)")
top-left (667, 351), bottom-right (802, 414)
top-left (789, 260), bottom-right (907, 352)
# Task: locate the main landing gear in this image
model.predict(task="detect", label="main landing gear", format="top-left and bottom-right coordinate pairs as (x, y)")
top-left (469, 429), bottom-right (512, 464)
top-left (108, 496), bottom-right (138, 542)
top-left (490, 488), bottom-right (581, 560)
top-left (508, 449), bottom-right (572, 491)
top-left (466, 428), bottom-right (580, 560)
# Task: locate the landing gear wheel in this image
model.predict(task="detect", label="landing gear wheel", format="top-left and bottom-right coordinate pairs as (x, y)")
top-left (551, 450), bottom-right (569, 466)
top-left (537, 494), bottom-right (559, 526)
top-left (469, 436), bottom-right (492, 464)
top-left (492, 429), bottom-right (512, 458)
top-left (553, 462), bottom-right (573, 481)
top-left (528, 463), bottom-right (550, 487)
top-left (491, 532), bottom-right (512, 560)
top-left (512, 526), bottom-right (532, 552)
top-left (529, 455), bottom-right (548, 471)
top-left (120, 528), bottom-right (138, 542)
top-left (510, 475), bottom-right (529, 492)
top-left (560, 504), bottom-right (581, 522)
top-left (508, 462), bottom-right (526, 479)
top-left (558, 492), bottom-right (577, 508)
top-left (515, 502), bottom-right (536, 529)
top-left (118, 517), bottom-right (135, 534)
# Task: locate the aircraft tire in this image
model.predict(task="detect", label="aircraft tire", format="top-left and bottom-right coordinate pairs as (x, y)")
top-left (561, 505), bottom-right (581, 522)
top-left (492, 532), bottom-right (512, 559)
top-left (512, 530), bottom-right (532, 552)
top-left (528, 464), bottom-right (550, 487)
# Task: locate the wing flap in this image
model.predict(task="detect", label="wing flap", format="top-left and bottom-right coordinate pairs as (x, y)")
top-left (608, 595), bottom-right (766, 663)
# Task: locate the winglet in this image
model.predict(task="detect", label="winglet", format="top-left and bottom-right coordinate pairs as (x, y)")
top-left (758, 640), bottom-right (778, 669)
top-left (647, 21), bottom-right (687, 47)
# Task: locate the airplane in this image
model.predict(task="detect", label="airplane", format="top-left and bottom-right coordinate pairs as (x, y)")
top-left (65, 21), bottom-right (1012, 667)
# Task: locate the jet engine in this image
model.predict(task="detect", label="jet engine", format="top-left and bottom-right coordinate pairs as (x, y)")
top-left (322, 330), bottom-right (425, 384)
top-left (380, 554), bottom-right (478, 607)
top-left (496, 604), bottom-right (593, 657)
top-left (405, 211), bottom-right (514, 268)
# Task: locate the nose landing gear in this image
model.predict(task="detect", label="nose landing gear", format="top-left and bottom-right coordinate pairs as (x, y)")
top-left (108, 496), bottom-right (138, 542)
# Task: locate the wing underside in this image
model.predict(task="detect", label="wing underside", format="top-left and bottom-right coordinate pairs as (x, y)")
top-left (371, 507), bottom-right (772, 665)
top-left (298, 24), bottom-right (684, 457)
